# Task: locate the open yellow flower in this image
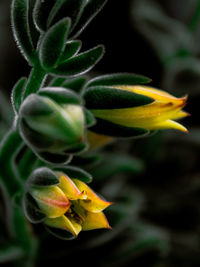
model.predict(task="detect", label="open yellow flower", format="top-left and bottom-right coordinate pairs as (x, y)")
top-left (31, 172), bottom-right (112, 238)
top-left (90, 85), bottom-right (189, 133)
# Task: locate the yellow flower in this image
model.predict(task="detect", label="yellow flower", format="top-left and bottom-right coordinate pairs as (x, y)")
top-left (90, 85), bottom-right (189, 133)
top-left (31, 172), bottom-right (112, 238)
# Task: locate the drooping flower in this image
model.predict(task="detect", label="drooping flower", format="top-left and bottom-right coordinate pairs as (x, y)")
top-left (25, 167), bottom-right (112, 239)
top-left (84, 84), bottom-right (189, 137)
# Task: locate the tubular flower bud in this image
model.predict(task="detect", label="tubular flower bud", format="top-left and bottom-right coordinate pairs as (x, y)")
top-left (26, 167), bottom-right (112, 239)
top-left (84, 85), bottom-right (189, 138)
top-left (19, 87), bottom-right (87, 164)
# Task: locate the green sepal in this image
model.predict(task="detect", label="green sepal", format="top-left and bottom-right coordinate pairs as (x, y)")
top-left (19, 94), bottom-right (53, 118)
top-left (49, 77), bottom-right (67, 87)
top-left (84, 86), bottom-right (154, 109)
top-left (38, 87), bottom-right (82, 105)
top-left (59, 40), bottom-right (82, 63)
top-left (71, 153), bottom-right (102, 167)
top-left (36, 151), bottom-right (73, 165)
top-left (53, 166), bottom-right (92, 183)
top-left (11, 77), bottom-right (27, 114)
top-left (27, 167), bottom-right (59, 187)
top-left (33, 0), bottom-right (57, 32)
top-left (86, 73), bottom-right (152, 87)
top-left (63, 142), bottom-right (88, 154)
top-left (19, 118), bottom-right (53, 151)
top-left (84, 108), bottom-right (96, 127)
top-left (47, 0), bottom-right (87, 33)
top-left (71, 0), bottom-right (108, 38)
top-left (23, 192), bottom-right (46, 223)
top-left (39, 18), bottom-right (71, 69)
top-left (62, 77), bottom-right (87, 93)
top-left (51, 45), bottom-right (105, 77)
top-left (11, 0), bottom-right (35, 64)
top-left (45, 226), bottom-right (75, 240)
top-left (90, 118), bottom-right (149, 138)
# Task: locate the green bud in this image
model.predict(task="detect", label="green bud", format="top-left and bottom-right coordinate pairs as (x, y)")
top-left (19, 87), bottom-right (87, 163)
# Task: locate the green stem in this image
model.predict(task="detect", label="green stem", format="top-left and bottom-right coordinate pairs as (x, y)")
top-left (0, 127), bottom-right (23, 196)
top-left (23, 57), bottom-right (47, 100)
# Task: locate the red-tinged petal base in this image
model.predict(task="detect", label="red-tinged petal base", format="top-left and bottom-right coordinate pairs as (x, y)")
top-left (31, 186), bottom-right (70, 218)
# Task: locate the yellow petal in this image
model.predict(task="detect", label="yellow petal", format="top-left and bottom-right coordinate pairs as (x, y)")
top-left (45, 215), bottom-right (82, 237)
top-left (116, 85), bottom-right (185, 103)
top-left (149, 119), bottom-right (188, 132)
top-left (72, 179), bottom-right (113, 213)
top-left (82, 211), bottom-right (111, 231)
top-left (57, 172), bottom-right (87, 200)
top-left (31, 186), bottom-right (70, 218)
top-left (91, 97), bottom-right (187, 131)
top-left (170, 110), bottom-right (190, 120)
top-left (87, 131), bottom-right (113, 151)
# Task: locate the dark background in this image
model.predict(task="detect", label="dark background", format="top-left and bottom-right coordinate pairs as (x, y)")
top-left (1, 0), bottom-right (200, 266)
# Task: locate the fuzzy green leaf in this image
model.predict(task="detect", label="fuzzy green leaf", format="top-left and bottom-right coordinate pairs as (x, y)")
top-left (38, 87), bottom-right (82, 105)
top-left (84, 108), bottom-right (96, 127)
top-left (84, 86), bottom-right (154, 109)
top-left (39, 18), bottom-right (71, 69)
top-left (47, 0), bottom-right (87, 33)
top-left (62, 77), bottom-right (87, 93)
top-left (51, 45), bottom-right (105, 77)
top-left (59, 40), bottom-right (82, 63)
top-left (36, 151), bottom-right (73, 165)
top-left (71, 0), bottom-right (108, 38)
top-left (23, 192), bottom-right (46, 223)
top-left (28, 167), bottom-right (59, 187)
top-left (33, 0), bottom-right (57, 32)
top-left (11, 0), bottom-right (35, 64)
top-left (11, 77), bottom-right (26, 114)
top-left (90, 118), bottom-right (149, 138)
top-left (86, 73), bottom-right (152, 87)
top-left (45, 226), bottom-right (75, 240)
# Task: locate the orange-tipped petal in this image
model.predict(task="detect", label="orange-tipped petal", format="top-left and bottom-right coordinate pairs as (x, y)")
top-left (72, 179), bottom-right (113, 213)
top-left (45, 215), bottom-right (82, 237)
top-left (82, 211), bottom-right (111, 231)
top-left (57, 172), bottom-right (87, 200)
top-left (31, 186), bottom-right (70, 218)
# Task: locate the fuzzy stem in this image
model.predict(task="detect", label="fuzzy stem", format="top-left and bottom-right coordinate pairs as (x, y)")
top-left (23, 57), bottom-right (47, 100)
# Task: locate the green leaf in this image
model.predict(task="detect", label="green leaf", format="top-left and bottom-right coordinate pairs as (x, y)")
top-left (84, 108), bottom-right (96, 127)
top-left (71, 0), bottom-right (108, 38)
top-left (84, 86), bottom-right (154, 109)
top-left (38, 87), bottom-right (81, 105)
top-left (11, 77), bottom-right (26, 114)
top-left (86, 73), bottom-right (152, 87)
top-left (59, 40), bottom-right (82, 63)
top-left (33, 0), bottom-right (57, 32)
top-left (71, 153), bottom-right (101, 167)
top-left (53, 165), bottom-right (93, 183)
top-left (62, 77), bottom-right (87, 93)
top-left (45, 226), bottom-right (75, 240)
top-left (23, 192), bottom-right (46, 223)
top-left (90, 118), bottom-right (149, 138)
top-left (36, 151), bottom-right (73, 165)
top-left (27, 167), bottom-right (59, 187)
top-left (39, 18), bottom-right (71, 69)
top-left (47, 0), bottom-right (87, 32)
top-left (51, 45), bottom-right (105, 77)
top-left (11, 0), bottom-right (35, 64)
top-left (0, 245), bottom-right (24, 263)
